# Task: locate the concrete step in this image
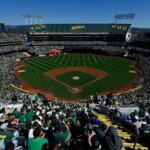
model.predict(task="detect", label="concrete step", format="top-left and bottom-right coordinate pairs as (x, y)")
top-left (94, 112), bottom-right (149, 150)
top-left (123, 142), bottom-right (148, 150)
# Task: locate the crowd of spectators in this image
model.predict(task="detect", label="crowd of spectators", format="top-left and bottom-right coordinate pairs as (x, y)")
top-left (93, 46), bottom-right (126, 54)
top-left (130, 33), bottom-right (150, 42)
top-left (0, 52), bottom-right (27, 100)
top-left (0, 96), bottom-right (124, 150)
top-left (0, 32), bottom-right (26, 53)
top-left (0, 33), bottom-right (24, 43)
top-left (0, 45), bottom-right (26, 53)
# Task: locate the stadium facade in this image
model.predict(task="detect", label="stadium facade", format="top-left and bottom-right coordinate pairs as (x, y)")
top-left (29, 23), bottom-right (131, 54)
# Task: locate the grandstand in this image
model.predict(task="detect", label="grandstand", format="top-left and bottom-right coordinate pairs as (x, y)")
top-left (126, 28), bottom-right (150, 51)
top-left (29, 23), bottom-right (131, 54)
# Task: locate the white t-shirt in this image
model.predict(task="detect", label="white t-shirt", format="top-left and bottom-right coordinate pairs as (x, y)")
top-left (28, 128), bottom-right (34, 138)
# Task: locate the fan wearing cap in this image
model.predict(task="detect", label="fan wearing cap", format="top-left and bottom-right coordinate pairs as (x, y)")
top-left (132, 115), bottom-right (142, 129)
top-left (0, 123), bottom-right (18, 148)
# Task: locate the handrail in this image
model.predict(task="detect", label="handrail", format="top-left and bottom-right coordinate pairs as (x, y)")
top-left (94, 108), bottom-right (140, 149)
top-left (108, 110), bottom-right (140, 150)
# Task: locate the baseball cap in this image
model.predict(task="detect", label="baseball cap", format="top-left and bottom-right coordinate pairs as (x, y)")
top-left (32, 121), bottom-right (39, 128)
top-left (134, 115), bottom-right (139, 120)
top-left (63, 118), bottom-right (69, 124)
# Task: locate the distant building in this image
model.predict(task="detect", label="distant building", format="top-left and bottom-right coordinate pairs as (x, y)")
top-left (0, 23), bottom-right (5, 32)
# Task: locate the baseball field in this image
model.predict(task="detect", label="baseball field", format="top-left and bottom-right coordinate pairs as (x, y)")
top-left (16, 54), bottom-right (138, 100)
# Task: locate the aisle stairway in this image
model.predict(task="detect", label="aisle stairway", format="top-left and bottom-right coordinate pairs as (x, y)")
top-left (94, 112), bottom-right (148, 150)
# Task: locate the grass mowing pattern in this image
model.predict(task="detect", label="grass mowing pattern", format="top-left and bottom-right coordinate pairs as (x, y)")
top-left (19, 54), bottom-right (136, 99)
top-left (56, 71), bottom-right (96, 87)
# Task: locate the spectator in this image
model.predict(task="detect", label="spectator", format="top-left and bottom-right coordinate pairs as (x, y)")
top-left (132, 115), bottom-right (141, 129)
top-left (11, 94), bottom-right (18, 103)
top-left (26, 109), bottom-right (34, 122)
top-left (27, 126), bottom-right (49, 150)
top-left (91, 135), bottom-right (101, 150)
top-left (12, 108), bottom-right (20, 119)
top-left (102, 126), bottom-right (122, 150)
top-left (28, 121), bottom-right (39, 139)
top-left (52, 120), bottom-right (71, 147)
top-left (0, 123), bottom-right (18, 148)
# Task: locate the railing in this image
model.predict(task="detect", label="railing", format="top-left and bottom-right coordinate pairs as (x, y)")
top-left (95, 105), bottom-right (140, 150)
top-left (111, 113), bottom-right (139, 150)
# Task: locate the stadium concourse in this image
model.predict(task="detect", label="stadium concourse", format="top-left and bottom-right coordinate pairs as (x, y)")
top-left (0, 32), bottom-right (150, 150)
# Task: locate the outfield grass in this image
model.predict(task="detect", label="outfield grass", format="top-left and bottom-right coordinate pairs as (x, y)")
top-left (19, 54), bottom-right (136, 99)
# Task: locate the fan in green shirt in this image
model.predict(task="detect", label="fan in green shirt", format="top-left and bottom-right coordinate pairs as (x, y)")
top-left (27, 126), bottom-right (49, 150)
top-left (26, 109), bottom-right (34, 122)
top-left (35, 94), bottom-right (39, 103)
top-left (19, 113), bottom-right (26, 123)
top-left (12, 108), bottom-right (20, 119)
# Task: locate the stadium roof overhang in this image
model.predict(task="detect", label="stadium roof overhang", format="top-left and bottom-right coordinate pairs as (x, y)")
top-left (30, 32), bottom-right (110, 35)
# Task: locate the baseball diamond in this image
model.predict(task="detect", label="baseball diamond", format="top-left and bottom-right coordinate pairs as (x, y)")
top-left (15, 54), bottom-right (139, 100)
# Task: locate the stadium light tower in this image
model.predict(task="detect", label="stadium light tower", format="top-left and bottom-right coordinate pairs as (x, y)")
top-left (32, 14), bottom-right (35, 24)
top-left (23, 14), bottom-right (28, 25)
top-left (29, 14), bottom-right (33, 25)
top-left (115, 13), bottom-right (135, 23)
top-left (35, 15), bottom-right (38, 24)
top-left (34, 14), bottom-right (43, 24)
top-left (26, 14), bottom-right (30, 24)
top-left (37, 15), bottom-right (40, 24)
top-left (40, 16), bottom-right (43, 24)
top-left (23, 13), bottom-right (43, 25)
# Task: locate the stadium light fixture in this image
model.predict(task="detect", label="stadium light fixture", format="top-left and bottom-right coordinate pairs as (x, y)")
top-left (115, 13), bottom-right (135, 23)
top-left (23, 14), bottom-right (28, 25)
top-left (40, 15), bottom-right (43, 24)
top-left (35, 14), bottom-right (43, 24)
top-left (23, 13), bottom-right (43, 25)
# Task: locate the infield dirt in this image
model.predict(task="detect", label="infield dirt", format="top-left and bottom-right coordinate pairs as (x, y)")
top-left (14, 60), bottom-right (139, 101)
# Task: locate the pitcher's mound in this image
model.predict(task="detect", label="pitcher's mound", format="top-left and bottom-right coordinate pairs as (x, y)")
top-left (72, 76), bottom-right (80, 80)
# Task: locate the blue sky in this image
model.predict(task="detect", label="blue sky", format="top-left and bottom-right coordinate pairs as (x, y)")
top-left (0, 0), bottom-right (149, 28)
